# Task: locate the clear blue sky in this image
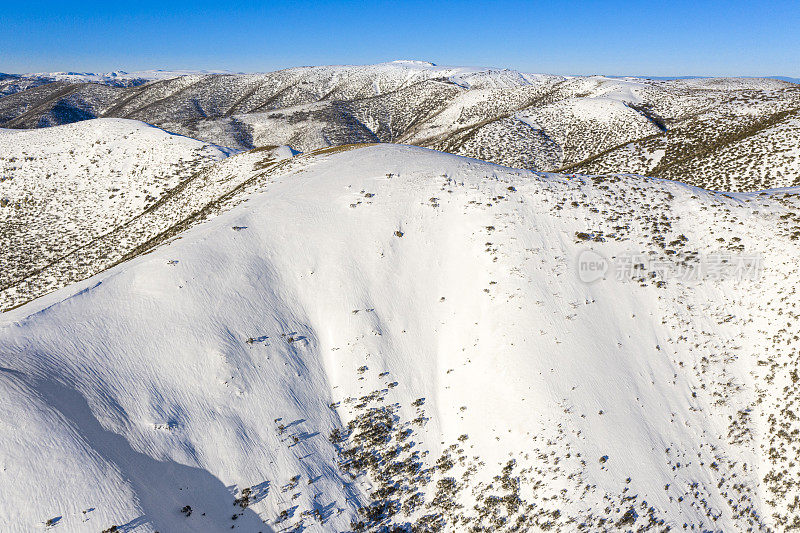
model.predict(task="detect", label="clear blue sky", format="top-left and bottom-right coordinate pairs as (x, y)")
top-left (1, 0), bottom-right (798, 77)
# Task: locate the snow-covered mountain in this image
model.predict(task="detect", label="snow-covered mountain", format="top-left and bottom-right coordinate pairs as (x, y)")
top-left (2, 62), bottom-right (799, 191)
top-left (2, 142), bottom-right (800, 531)
top-left (0, 119), bottom-right (294, 311)
top-left (0, 70), bottom-right (239, 90)
top-left (2, 61), bottom-right (800, 532)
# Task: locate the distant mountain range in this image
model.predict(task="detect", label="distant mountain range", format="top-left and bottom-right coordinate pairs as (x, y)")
top-left (4, 67), bottom-right (798, 85)
top-left (608, 75), bottom-right (799, 83)
top-left (2, 61), bottom-right (799, 193)
top-left (3, 131), bottom-right (800, 532)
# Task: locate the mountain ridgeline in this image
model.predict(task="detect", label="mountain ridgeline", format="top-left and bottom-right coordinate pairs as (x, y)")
top-left (2, 61), bottom-right (800, 192)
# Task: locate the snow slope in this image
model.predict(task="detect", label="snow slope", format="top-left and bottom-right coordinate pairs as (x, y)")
top-left (0, 119), bottom-right (237, 309)
top-left (2, 144), bottom-right (800, 531)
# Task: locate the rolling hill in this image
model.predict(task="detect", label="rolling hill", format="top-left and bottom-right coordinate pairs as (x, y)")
top-left (0, 119), bottom-right (239, 310)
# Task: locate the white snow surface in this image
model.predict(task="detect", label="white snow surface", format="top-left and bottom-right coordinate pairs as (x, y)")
top-left (0, 119), bottom-right (237, 303)
top-left (1, 144), bottom-right (799, 531)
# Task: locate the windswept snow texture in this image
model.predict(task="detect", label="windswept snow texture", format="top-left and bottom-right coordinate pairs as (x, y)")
top-left (2, 145), bottom-right (800, 531)
top-left (2, 62), bottom-right (800, 191)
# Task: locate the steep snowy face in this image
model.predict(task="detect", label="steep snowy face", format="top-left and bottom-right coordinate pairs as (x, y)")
top-left (1, 145), bottom-right (799, 532)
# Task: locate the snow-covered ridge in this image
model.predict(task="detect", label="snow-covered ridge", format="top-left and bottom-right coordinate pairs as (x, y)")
top-left (2, 143), bottom-right (800, 531)
top-left (3, 61), bottom-right (798, 192)
top-left (19, 69), bottom-right (241, 85)
top-left (10, 63), bottom-right (799, 88)
top-left (3, 62), bottom-right (556, 94)
top-left (0, 119), bottom-right (240, 309)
